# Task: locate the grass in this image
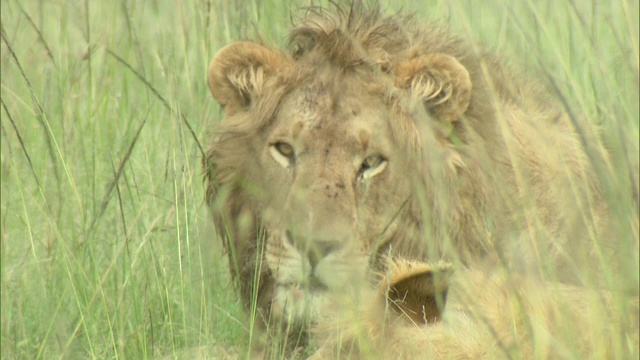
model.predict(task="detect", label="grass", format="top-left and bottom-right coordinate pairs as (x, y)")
top-left (1, 0), bottom-right (637, 359)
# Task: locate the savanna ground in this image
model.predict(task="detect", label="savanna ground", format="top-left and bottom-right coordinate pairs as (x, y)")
top-left (1, 0), bottom-right (638, 359)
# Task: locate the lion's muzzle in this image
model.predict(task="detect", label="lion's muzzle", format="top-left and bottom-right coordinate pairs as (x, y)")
top-left (284, 230), bottom-right (345, 270)
top-left (283, 171), bottom-right (358, 273)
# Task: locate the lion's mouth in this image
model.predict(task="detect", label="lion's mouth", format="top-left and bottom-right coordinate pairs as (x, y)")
top-left (281, 276), bottom-right (329, 293)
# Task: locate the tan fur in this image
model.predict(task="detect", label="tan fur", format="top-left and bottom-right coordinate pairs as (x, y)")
top-left (203, 2), bottom-right (620, 355)
top-left (310, 262), bottom-right (639, 359)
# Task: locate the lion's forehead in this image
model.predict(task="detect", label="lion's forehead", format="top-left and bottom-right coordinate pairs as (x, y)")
top-left (274, 76), bottom-right (393, 152)
top-left (284, 63), bottom-right (387, 115)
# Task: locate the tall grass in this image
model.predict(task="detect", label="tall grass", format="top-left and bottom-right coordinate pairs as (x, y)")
top-left (1, 0), bottom-right (637, 359)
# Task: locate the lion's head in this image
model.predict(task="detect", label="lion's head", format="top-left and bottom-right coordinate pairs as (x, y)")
top-left (204, 6), bottom-right (491, 325)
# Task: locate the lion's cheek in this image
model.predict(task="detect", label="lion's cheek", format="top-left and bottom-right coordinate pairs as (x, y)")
top-left (355, 172), bottom-right (411, 243)
top-left (315, 254), bottom-right (368, 289)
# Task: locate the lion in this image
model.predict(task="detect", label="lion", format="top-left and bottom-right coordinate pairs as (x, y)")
top-left (203, 2), bottom-right (620, 356)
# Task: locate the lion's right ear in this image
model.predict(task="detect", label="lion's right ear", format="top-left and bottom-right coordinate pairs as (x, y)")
top-left (208, 41), bottom-right (291, 115)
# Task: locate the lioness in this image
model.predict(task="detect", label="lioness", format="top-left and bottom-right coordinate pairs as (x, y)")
top-left (203, 2), bottom-right (622, 357)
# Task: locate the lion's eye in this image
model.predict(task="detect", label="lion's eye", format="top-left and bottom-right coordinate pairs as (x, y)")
top-left (359, 154), bottom-right (387, 179)
top-left (270, 142), bottom-right (295, 168)
top-left (275, 142), bottom-right (294, 157)
top-left (362, 155), bottom-right (383, 169)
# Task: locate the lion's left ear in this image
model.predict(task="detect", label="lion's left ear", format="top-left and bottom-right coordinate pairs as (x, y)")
top-left (386, 261), bottom-right (453, 324)
top-left (393, 54), bottom-right (472, 123)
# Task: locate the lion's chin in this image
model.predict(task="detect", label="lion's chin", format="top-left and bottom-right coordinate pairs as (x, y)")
top-left (272, 283), bottom-right (333, 323)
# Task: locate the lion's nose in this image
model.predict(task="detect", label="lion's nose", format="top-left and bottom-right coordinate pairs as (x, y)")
top-left (307, 239), bottom-right (342, 268)
top-left (285, 231), bottom-right (343, 268)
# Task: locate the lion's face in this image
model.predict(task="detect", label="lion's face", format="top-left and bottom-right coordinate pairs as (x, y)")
top-left (206, 37), bottom-right (472, 324)
top-left (258, 70), bottom-right (415, 321)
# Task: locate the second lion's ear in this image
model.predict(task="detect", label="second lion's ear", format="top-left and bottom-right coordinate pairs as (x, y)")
top-left (393, 53), bottom-right (472, 123)
top-left (208, 41), bottom-right (291, 115)
top-left (386, 261), bottom-right (453, 324)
